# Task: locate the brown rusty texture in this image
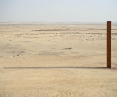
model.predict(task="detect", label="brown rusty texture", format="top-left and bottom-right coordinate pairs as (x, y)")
top-left (107, 21), bottom-right (111, 68)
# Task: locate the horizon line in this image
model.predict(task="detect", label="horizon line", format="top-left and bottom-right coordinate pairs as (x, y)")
top-left (0, 21), bottom-right (117, 24)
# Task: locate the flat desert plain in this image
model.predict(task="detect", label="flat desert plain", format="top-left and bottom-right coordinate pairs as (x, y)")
top-left (0, 23), bottom-right (117, 97)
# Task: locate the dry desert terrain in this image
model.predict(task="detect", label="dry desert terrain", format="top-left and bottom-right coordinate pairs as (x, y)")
top-left (0, 23), bottom-right (117, 97)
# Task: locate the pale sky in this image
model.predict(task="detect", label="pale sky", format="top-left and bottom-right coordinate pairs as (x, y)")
top-left (0, 0), bottom-right (117, 22)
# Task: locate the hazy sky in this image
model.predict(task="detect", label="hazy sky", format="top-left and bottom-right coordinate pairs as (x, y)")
top-left (0, 0), bottom-right (117, 22)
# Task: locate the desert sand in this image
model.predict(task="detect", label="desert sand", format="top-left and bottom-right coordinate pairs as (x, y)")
top-left (0, 23), bottom-right (117, 97)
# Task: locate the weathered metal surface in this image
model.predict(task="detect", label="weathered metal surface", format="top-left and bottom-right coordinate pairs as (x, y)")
top-left (107, 21), bottom-right (111, 68)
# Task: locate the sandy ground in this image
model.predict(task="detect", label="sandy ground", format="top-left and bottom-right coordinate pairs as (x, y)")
top-left (0, 23), bottom-right (117, 97)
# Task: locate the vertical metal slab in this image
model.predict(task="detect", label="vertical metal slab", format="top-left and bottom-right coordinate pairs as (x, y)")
top-left (107, 21), bottom-right (111, 68)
